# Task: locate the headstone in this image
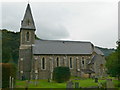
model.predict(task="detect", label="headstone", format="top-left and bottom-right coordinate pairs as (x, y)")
top-left (95, 78), bottom-right (98, 83)
top-left (35, 75), bottom-right (38, 86)
top-left (21, 75), bottom-right (24, 80)
top-left (25, 80), bottom-right (29, 89)
top-left (75, 82), bottom-right (79, 88)
top-left (12, 77), bottom-right (14, 89)
top-left (66, 80), bottom-right (73, 88)
top-left (48, 78), bottom-right (51, 82)
top-left (35, 80), bottom-right (38, 86)
top-left (106, 79), bottom-right (114, 88)
top-left (9, 76), bottom-right (11, 88)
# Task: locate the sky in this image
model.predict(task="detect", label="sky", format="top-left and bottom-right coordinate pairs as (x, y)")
top-left (0, 0), bottom-right (119, 49)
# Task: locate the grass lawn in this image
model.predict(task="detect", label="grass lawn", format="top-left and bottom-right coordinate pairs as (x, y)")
top-left (72, 78), bottom-right (106, 88)
top-left (15, 77), bottom-right (106, 88)
top-left (16, 79), bottom-right (66, 88)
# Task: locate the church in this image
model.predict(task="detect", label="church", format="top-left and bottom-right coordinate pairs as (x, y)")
top-left (18, 4), bottom-right (106, 80)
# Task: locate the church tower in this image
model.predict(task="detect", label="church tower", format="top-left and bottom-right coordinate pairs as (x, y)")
top-left (18, 4), bottom-right (36, 80)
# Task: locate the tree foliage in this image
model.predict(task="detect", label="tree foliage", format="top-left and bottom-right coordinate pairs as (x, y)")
top-left (95, 46), bottom-right (115, 56)
top-left (1, 63), bottom-right (17, 88)
top-left (2, 29), bottom-right (20, 63)
top-left (2, 29), bottom-right (40, 63)
top-left (106, 41), bottom-right (120, 79)
top-left (53, 67), bottom-right (71, 83)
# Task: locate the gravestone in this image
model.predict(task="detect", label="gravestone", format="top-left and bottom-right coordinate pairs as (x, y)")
top-left (95, 78), bottom-right (98, 83)
top-left (9, 76), bottom-right (11, 88)
top-left (21, 76), bottom-right (24, 80)
top-left (48, 78), bottom-right (51, 82)
top-left (35, 75), bottom-right (38, 86)
top-left (75, 82), bottom-right (79, 88)
top-left (66, 80), bottom-right (74, 88)
top-left (35, 80), bottom-right (38, 86)
top-left (12, 77), bottom-right (14, 89)
top-left (106, 79), bottom-right (114, 88)
top-left (25, 80), bottom-right (29, 89)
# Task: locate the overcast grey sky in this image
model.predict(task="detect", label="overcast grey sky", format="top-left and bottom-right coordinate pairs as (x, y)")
top-left (0, 0), bottom-right (119, 48)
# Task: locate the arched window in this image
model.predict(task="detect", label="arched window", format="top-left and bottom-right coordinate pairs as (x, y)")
top-left (27, 20), bottom-right (30, 25)
top-left (69, 57), bottom-right (73, 69)
top-left (41, 57), bottom-right (45, 70)
top-left (26, 32), bottom-right (29, 41)
top-left (82, 60), bottom-right (84, 64)
top-left (56, 57), bottom-right (59, 67)
top-left (82, 57), bottom-right (84, 65)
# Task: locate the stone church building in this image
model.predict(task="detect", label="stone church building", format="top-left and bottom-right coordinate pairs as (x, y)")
top-left (18, 4), bottom-right (106, 80)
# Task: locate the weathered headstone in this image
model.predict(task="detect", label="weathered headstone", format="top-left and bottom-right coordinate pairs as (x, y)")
top-left (106, 79), bottom-right (114, 88)
top-left (12, 77), bottom-right (14, 89)
top-left (9, 76), bottom-right (11, 88)
top-left (48, 78), bottom-right (51, 82)
top-left (34, 75), bottom-right (38, 86)
top-left (25, 80), bottom-right (29, 90)
top-left (66, 80), bottom-right (73, 88)
top-left (21, 75), bottom-right (24, 80)
top-left (75, 82), bottom-right (79, 88)
top-left (95, 78), bottom-right (98, 83)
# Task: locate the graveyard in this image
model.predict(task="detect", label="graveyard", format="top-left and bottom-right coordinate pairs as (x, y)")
top-left (15, 77), bottom-right (120, 88)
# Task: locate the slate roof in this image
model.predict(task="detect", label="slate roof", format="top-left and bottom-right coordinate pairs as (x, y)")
top-left (21, 4), bottom-right (36, 30)
top-left (33, 39), bottom-right (94, 55)
top-left (94, 48), bottom-right (104, 55)
top-left (88, 54), bottom-right (105, 64)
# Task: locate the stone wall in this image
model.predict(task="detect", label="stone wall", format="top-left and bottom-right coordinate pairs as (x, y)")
top-left (20, 30), bottom-right (35, 45)
top-left (32, 54), bottom-right (91, 79)
top-left (93, 54), bottom-right (106, 77)
top-left (18, 46), bottom-right (33, 80)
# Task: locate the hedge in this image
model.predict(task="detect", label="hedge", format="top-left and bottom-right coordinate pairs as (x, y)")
top-left (53, 67), bottom-right (71, 83)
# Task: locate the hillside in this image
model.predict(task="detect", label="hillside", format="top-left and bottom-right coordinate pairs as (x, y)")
top-left (1, 29), bottom-right (115, 63)
top-left (95, 46), bottom-right (115, 56)
top-left (2, 29), bottom-right (20, 63)
top-left (1, 29), bottom-right (39, 63)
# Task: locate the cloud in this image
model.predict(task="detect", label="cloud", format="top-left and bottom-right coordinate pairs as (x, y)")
top-left (1, 2), bottom-right (118, 48)
top-left (36, 21), bottom-right (70, 40)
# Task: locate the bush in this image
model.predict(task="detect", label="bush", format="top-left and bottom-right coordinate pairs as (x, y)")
top-left (1, 63), bottom-right (17, 88)
top-left (100, 81), bottom-right (106, 88)
top-left (114, 80), bottom-right (120, 88)
top-left (53, 67), bottom-right (71, 83)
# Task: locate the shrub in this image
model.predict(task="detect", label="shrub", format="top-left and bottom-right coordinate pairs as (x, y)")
top-left (114, 80), bottom-right (120, 88)
top-left (1, 63), bottom-right (17, 88)
top-left (53, 67), bottom-right (71, 83)
top-left (100, 81), bottom-right (106, 88)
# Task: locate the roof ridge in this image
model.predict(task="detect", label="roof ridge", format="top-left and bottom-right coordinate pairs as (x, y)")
top-left (35, 39), bottom-right (91, 43)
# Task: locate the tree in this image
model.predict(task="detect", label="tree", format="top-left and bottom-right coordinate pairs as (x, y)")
top-left (106, 40), bottom-right (120, 80)
top-left (2, 29), bottom-right (40, 63)
top-left (2, 63), bottom-right (17, 88)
